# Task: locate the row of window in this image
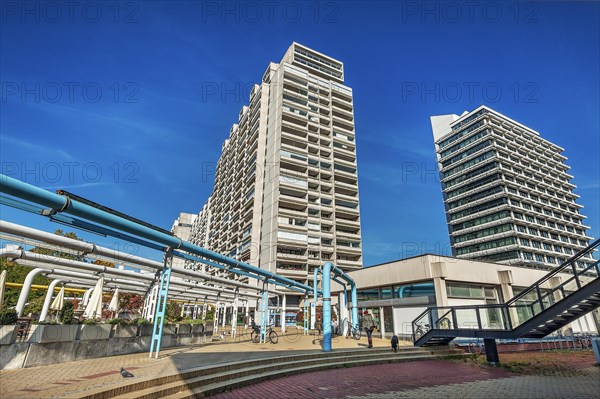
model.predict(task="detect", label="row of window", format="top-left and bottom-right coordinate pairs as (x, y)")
top-left (444, 162), bottom-right (498, 189)
top-left (449, 198), bottom-right (507, 222)
top-left (452, 210), bottom-right (510, 232)
top-left (442, 140), bottom-right (492, 168)
top-left (454, 223), bottom-right (512, 243)
top-left (500, 155), bottom-right (573, 194)
top-left (357, 282), bottom-right (435, 301)
top-left (519, 238), bottom-right (576, 255)
top-left (446, 173), bottom-right (501, 199)
top-left (440, 129), bottom-right (489, 159)
top-left (521, 251), bottom-right (566, 265)
top-left (513, 212), bottom-right (585, 235)
top-left (509, 199), bottom-right (583, 227)
top-left (515, 224), bottom-right (587, 246)
top-left (448, 185), bottom-right (503, 210)
top-left (456, 236), bottom-right (516, 255)
top-left (442, 150), bottom-right (495, 178)
top-left (440, 111), bottom-right (488, 148)
top-left (493, 130), bottom-right (567, 176)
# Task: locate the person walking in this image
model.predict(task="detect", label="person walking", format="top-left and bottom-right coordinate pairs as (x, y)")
top-left (361, 310), bottom-right (376, 348)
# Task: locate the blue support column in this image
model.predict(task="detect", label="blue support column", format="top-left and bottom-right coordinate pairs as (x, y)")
top-left (322, 262), bottom-right (333, 352)
top-left (303, 294), bottom-right (309, 335)
top-left (260, 281), bottom-right (268, 343)
top-left (149, 250), bottom-right (173, 358)
top-left (351, 282), bottom-right (359, 333)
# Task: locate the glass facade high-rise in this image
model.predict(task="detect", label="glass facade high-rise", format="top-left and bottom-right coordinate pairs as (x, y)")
top-left (431, 105), bottom-right (593, 269)
top-left (188, 43), bottom-right (362, 312)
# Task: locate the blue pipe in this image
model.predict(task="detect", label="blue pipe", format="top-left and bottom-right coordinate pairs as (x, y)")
top-left (322, 262), bottom-right (333, 352)
top-left (0, 175), bottom-right (314, 293)
top-left (313, 267), bottom-right (319, 303)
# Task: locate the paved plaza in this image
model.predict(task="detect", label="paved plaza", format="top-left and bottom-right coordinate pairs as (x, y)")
top-left (0, 334), bottom-right (598, 399)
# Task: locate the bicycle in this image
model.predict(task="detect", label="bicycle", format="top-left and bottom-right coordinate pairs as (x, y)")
top-left (413, 323), bottom-right (430, 341)
top-left (467, 339), bottom-right (485, 355)
top-left (574, 334), bottom-right (593, 351)
top-left (437, 317), bottom-right (452, 329)
top-left (251, 324), bottom-right (278, 344)
top-left (344, 319), bottom-right (362, 340)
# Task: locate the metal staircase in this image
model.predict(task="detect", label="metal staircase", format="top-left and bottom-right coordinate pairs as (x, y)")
top-left (412, 239), bottom-right (600, 357)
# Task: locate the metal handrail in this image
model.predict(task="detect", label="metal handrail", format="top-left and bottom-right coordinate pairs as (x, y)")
top-left (506, 239), bottom-right (600, 306)
top-left (412, 242), bottom-right (599, 342)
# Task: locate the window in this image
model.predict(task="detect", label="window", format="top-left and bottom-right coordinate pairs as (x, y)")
top-left (454, 224), bottom-right (512, 243)
top-left (457, 237), bottom-right (516, 255)
top-left (447, 283), bottom-right (498, 301)
top-left (393, 282), bottom-right (435, 299)
top-left (380, 287), bottom-right (392, 300)
top-left (277, 230), bottom-right (307, 242)
top-left (535, 254), bottom-right (545, 262)
top-left (523, 252), bottom-right (534, 260)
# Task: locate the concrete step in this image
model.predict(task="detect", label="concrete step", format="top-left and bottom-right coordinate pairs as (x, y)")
top-left (74, 347), bottom-right (460, 399)
top-left (163, 351), bottom-right (465, 399)
top-left (75, 347), bottom-right (460, 399)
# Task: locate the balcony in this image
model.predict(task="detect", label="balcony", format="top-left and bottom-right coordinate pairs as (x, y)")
top-left (336, 244), bottom-right (362, 254)
top-left (276, 267), bottom-right (308, 279)
top-left (336, 258), bottom-right (362, 269)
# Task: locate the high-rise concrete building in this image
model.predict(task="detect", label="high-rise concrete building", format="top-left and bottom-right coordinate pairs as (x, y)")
top-left (188, 43), bottom-right (362, 313)
top-left (171, 212), bottom-right (197, 268)
top-left (431, 105), bottom-right (593, 269)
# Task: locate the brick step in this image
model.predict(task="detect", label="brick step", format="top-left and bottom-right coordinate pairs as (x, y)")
top-left (98, 348), bottom-right (461, 399)
top-left (71, 347), bottom-right (456, 399)
top-left (164, 352), bottom-right (465, 399)
top-left (113, 352), bottom-right (448, 399)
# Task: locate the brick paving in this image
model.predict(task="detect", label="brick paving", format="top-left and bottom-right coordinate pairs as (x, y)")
top-left (210, 356), bottom-right (600, 399)
top-left (210, 360), bottom-right (516, 399)
top-left (0, 333), bottom-right (392, 398)
top-left (1, 334), bottom-right (598, 399)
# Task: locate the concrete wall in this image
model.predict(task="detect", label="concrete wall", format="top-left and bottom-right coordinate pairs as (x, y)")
top-left (1, 333), bottom-right (212, 370)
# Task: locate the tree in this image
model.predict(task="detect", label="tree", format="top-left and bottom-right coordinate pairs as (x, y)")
top-left (23, 295), bottom-right (46, 316)
top-left (59, 301), bottom-right (74, 324)
top-left (29, 230), bottom-right (84, 261)
top-left (0, 258), bottom-right (49, 309)
top-left (118, 293), bottom-right (143, 314)
top-left (0, 230), bottom-right (81, 311)
top-left (165, 302), bottom-right (182, 322)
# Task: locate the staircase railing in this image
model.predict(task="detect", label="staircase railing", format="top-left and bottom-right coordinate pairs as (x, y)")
top-left (412, 239), bottom-right (600, 343)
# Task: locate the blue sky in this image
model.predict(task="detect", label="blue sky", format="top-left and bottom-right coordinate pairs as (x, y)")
top-left (1, 1), bottom-right (598, 266)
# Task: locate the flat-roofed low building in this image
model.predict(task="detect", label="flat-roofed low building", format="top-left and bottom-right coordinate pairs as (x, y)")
top-left (332, 254), bottom-right (599, 339)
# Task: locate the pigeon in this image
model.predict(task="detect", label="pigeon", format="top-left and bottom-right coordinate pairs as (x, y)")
top-left (120, 367), bottom-right (134, 378)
